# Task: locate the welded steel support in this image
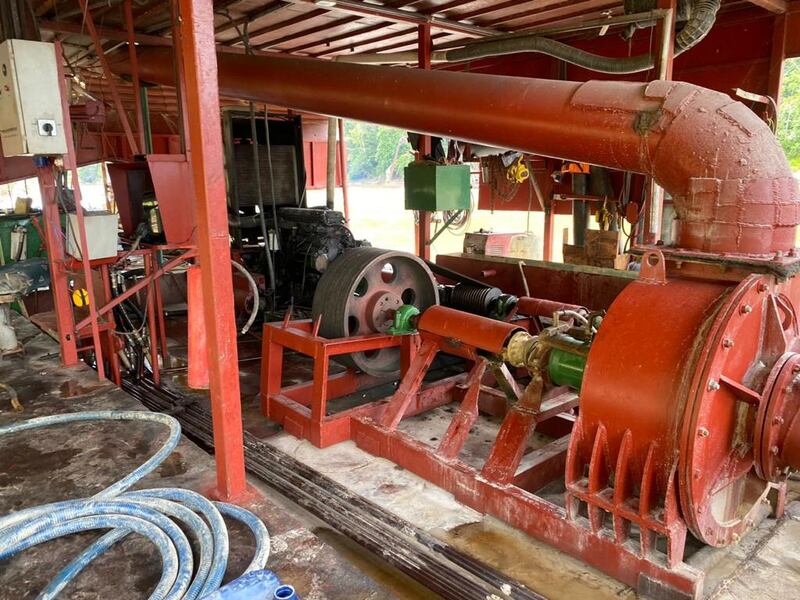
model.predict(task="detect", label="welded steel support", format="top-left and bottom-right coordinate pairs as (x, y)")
top-left (326, 117), bottom-right (336, 210)
top-left (572, 173), bottom-right (588, 247)
top-left (124, 0), bottom-right (146, 152)
top-left (768, 14), bottom-right (788, 111)
top-left (543, 203), bottom-right (554, 262)
top-left (337, 118), bottom-right (350, 221)
top-left (36, 164), bottom-right (78, 366)
top-left (644, 2), bottom-right (675, 244)
top-left (55, 41), bottom-right (106, 380)
top-left (415, 24), bottom-right (432, 261)
top-left (78, 0), bottom-right (139, 156)
top-left (187, 265), bottom-right (209, 389)
top-left (177, 0), bottom-right (247, 501)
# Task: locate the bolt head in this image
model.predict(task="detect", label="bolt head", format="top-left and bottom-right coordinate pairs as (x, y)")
top-left (741, 304), bottom-right (753, 314)
top-left (793, 364), bottom-right (800, 374)
top-left (771, 445), bottom-right (780, 455)
top-left (723, 338), bottom-right (734, 349)
top-left (708, 379), bottom-right (720, 391)
top-left (773, 416), bottom-right (785, 426)
top-left (698, 427), bottom-right (710, 438)
top-left (758, 283), bottom-right (769, 293)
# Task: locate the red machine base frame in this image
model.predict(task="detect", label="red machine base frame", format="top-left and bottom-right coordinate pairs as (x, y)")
top-left (348, 319), bottom-right (707, 600)
top-left (260, 318), bottom-right (468, 447)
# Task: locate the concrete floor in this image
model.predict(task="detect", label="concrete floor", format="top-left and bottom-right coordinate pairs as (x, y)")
top-left (193, 318), bottom-right (800, 600)
top-left (4, 311), bottom-right (800, 599)
top-left (0, 316), bottom-right (432, 599)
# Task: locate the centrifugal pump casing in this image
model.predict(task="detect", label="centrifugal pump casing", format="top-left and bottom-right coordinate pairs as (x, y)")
top-left (569, 257), bottom-right (800, 550)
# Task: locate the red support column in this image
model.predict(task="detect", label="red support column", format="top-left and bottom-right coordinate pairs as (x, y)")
top-left (55, 41), bottom-right (106, 380)
top-left (337, 118), bottom-right (350, 222)
top-left (177, 0), bottom-right (248, 501)
top-left (415, 23), bottom-right (432, 261)
top-left (187, 264), bottom-right (209, 389)
top-left (78, 0), bottom-right (139, 156)
top-left (124, 0), bottom-right (146, 151)
top-left (643, 0), bottom-right (676, 245)
top-left (36, 163), bottom-right (79, 366)
top-left (543, 202), bottom-right (554, 262)
top-left (767, 14), bottom-right (787, 114)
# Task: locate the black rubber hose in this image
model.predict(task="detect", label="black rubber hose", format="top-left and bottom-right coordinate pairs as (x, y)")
top-left (675, 0), bottom-right (720, 51)
top-left (445, 0), bottom-right (720, 75)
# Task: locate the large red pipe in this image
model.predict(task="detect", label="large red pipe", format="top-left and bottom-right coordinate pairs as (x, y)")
top-left (112, 49), bottom-right (799, 257)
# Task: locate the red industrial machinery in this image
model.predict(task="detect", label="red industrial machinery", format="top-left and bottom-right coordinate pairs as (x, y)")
top-left (145, 47), bottom-right (800, 598)
top-left (3, 2), bottom-right (798, 595)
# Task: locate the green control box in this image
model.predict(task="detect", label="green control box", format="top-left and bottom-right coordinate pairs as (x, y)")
top-left (404, 163), bottom-right (471, 211)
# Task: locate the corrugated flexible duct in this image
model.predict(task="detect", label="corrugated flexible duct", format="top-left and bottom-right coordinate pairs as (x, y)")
top-left (111, 49), bottom-right (800, 257)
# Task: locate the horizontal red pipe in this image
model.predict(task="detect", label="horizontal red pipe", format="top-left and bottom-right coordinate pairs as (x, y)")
top-left (419, 305), bottom-right (523, 354)
top-left (516, 297), bottom-right (586, 319)
top-left (111, 49), bottom-right (799, 257)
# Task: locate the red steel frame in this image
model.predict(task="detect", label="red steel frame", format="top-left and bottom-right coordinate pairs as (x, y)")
top-left (78, 0), bottom-right (140, 156)
top-left (414, 23), bottom-right (433, 261)
top-left (177, 0), bottom-right (248, 501)
top-left (36, 41), bottom-right (106, 377)
top-left (350, 318), bottom-right (706, 599)
top-left (260, 316), bottom-right (474, 448)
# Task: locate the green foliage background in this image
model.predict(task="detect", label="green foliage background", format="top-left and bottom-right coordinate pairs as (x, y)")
top-left (778, 58), bottom-right (800, 171)
top-left (344, 121), bottom-right (413, 183)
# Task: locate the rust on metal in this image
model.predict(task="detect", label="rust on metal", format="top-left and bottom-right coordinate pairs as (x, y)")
top-left (418, 305), bottom-right (523, 355)
top-left (112, 49), bottom-right (800, 258)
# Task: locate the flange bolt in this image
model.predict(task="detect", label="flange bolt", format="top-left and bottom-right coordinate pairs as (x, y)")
top-left (741, 304), bottom-right (753, 314)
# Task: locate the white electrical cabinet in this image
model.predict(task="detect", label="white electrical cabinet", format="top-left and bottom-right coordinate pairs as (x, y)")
top-left (66, 213), bottom-right (120, 261)
top-left (0, 39), bottom-right (67, 157)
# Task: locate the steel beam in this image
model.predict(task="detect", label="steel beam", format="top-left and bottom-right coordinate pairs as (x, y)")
top-left (177, 0), bottom-right (248, 501)
top-left (282, 0), bottom-right (497, 37)
top-left (643, 2), bottom-right (675, 245)
top-left (747, 0), bottom-right (788, 13)
top-left (216, 1), bottom-right (291, 37)
top-left (337, 118), bottom-right (350, 222)
top-left (77, 0), bottom-right (140, 155)
top-left (39, 20), bottom-right (172, 46)
top-left (36, 164), bottom-right (79, 366)
top-left (124, 0), bottom-right (146, 151)
top-left (415, 23), bottom-right (432, 262)
top-left (768, 13), bottom-right (788, 109)
top-left (54, 41), bottom-right (107, 380)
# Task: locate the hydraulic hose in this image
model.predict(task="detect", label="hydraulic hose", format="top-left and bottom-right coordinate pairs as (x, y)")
top-left (0, 411), bottom-right (270, 600)
top-left (231, 260), bottom-right (260, 335)
top-left (338, 0), bottom-right (721, 74)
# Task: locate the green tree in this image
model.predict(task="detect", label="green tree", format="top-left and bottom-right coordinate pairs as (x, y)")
top-left (344, 121), bottom-right (414, 183)
top-left (778, 58), bottom-right (800, 171)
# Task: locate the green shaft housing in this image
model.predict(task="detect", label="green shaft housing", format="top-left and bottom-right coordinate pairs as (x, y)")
top-left (548, 347), bottom-right (587, 390)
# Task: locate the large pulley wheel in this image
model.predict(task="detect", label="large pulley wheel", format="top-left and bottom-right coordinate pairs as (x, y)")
top-left (312, 247), bottom-right (438, 376)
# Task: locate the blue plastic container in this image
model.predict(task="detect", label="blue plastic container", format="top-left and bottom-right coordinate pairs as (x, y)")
top-left (201, 570), bottom-right (284, 600)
